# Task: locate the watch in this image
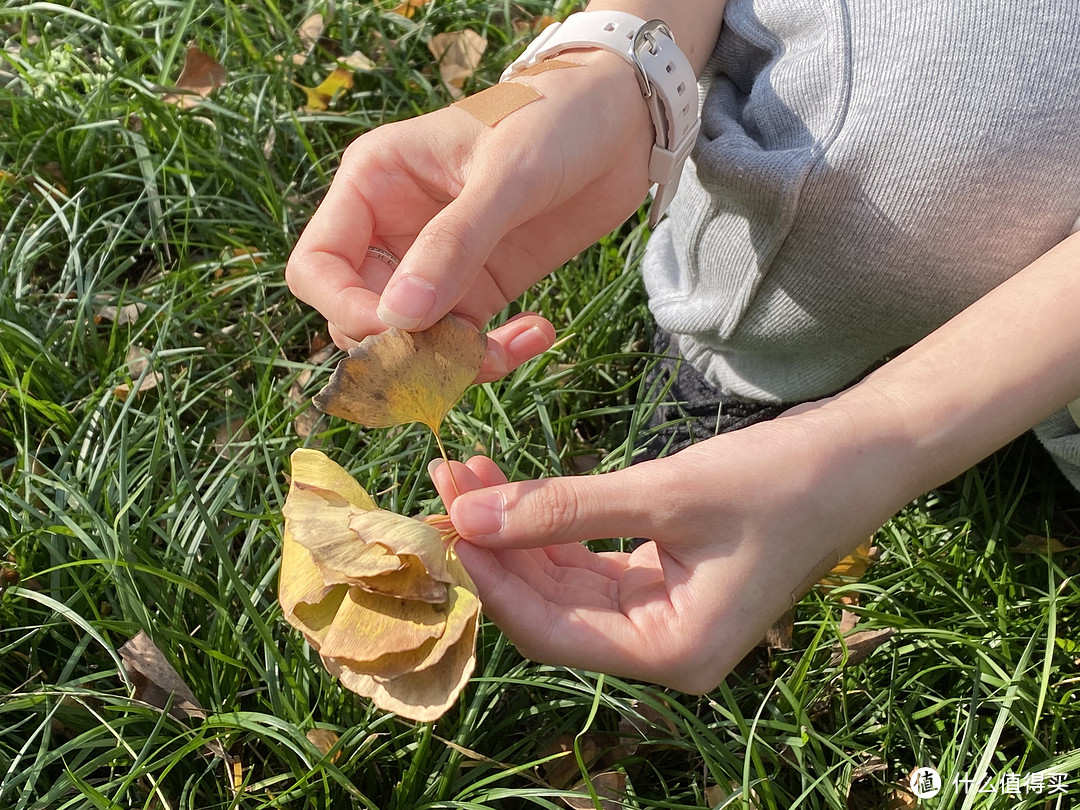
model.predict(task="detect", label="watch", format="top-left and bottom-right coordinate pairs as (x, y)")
top-left (500, 11), bottom-right (701, 227)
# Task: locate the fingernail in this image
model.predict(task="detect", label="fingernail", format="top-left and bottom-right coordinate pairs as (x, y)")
top-left (506, 325), bottom-right (549, 357)
top-left (377, 275), bottom-right (437, 329)
top-left (454, 491), bottom-right (504, 538)
top-left (427, 458), bottom-right (444, 477)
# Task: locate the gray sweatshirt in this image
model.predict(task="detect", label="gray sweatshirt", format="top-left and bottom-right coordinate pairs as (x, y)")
top-left (642, 0), bottom-right (1080, 483)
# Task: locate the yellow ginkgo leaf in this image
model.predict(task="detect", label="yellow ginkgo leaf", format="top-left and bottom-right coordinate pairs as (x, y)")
top-left (352, 556), bottom-right (449, 604)
top-left (328, 584), bottom-right (480, 722)
top-left (819, 540), bottom-right (876, 591)
top-left (319, 587), bottom-right (446, 663)
top-left (313, 314), bottom-right (486, 433)
top-left (279, 448), bottom-right (481, 721)
top-left (349, 510), bottom-right (452, 584)
top-left (293, 66), bottom-right (354, 111)
top-left (290, 447), bottom-right (376, 510)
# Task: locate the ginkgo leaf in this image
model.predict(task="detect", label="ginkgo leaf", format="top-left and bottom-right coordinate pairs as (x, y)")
top-left (293, 66), bottom-right (353, 111)
top-left (290, 447), bottom-right (376, 510)
top-left (819, 540), bottom-right (876, 590)
top-left (279, 449), bottom-right (482, 721)
top-left (351, 556), bottom-right (449, 604)
top-left (314, 313), bottom-right (486, 432)
top-left (328, 584), bottom-right (479, 722)
top-left (349, 510), bottom-right (452, 584)
top-left (319, 587), bottom-right (447, 662)
top-left (291, 583), bottom-right (348, 648)
top-left (286, 488), bottom-right (408, 583)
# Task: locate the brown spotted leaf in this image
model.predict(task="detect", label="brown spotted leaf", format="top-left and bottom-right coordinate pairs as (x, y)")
top-left (314, 314), bottom-right (486, 433)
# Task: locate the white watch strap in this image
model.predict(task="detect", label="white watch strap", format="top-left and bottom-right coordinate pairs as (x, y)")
top-left (501, 12), bottom-right (700, 226)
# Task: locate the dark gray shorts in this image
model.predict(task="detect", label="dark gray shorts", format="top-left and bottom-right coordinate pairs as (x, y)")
top-left (635, 329), bottom-right (789, 462)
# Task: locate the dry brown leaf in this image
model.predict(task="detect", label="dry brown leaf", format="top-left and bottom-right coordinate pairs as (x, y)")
top-left (762, 607), bottom-right (795, 651)
top-left (306, 728), bottom-right (342, 761)
top-left (830, 628), bottom-right (897, 667)
top-left (513, 14), bottom-right (559, 36)
top-left (114, 346), bottom-right (164, 401)
top-left (563, 771), bottom-right (626, 810)
top-left (539, 733), bottom-right (602, 790)
top-left (289, 343), bottom-right (337, 439)
top-left (280, 449), bottom-right (480, 722)
top-left (163, 46), bottom-right (227, 108)
top-left (1013, 534), bottom-right (1069, 555)
top-left (293, 66), bottom-right (353, 111)
top-left (120, 631), bottom-right (205, 721)
top-left (428, 30), bottom-right (487, 99)
top-left (213, 417), bottom-right (252, 461)
top-left (1, 554), bottom-right (19, 595)
top-left (839, 608), bottom-right (861, 634)
top-left (94, 302), bottom-right (145, 326)
top-left (314, 313), bottom-right (486, 435)
top-left (342, 51), bottom-right (376, 71)
top-left (297, 13), bottom-right (325, 54)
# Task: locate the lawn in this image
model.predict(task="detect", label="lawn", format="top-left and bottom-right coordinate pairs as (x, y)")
top-left (2, 1), bottom-right (1079, 808)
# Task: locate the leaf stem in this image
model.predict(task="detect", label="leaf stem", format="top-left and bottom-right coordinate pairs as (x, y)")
top-left (432, 431), bottom-right (459, 496)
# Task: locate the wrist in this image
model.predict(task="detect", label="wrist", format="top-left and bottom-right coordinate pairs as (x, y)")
top-left (501, 11), bottom-right (701, 225)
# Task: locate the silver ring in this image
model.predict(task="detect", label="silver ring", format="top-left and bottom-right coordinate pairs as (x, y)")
top-left (366, 246), bottom-right (400, 269)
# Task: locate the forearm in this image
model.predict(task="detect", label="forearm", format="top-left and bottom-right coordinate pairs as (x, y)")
top-left (800, 231), bottom-right (1080, 516)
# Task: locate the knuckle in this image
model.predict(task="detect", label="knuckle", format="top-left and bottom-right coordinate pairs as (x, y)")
top-left (420, 212), bottom-right (477, 262)
top-left (524, 484), bottom-right (582, 539)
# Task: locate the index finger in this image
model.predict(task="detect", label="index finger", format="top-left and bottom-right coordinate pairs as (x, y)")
top-left (285, 174), bottom-right (389, 338)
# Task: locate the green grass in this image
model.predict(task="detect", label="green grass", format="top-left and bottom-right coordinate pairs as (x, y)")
top-left (2, 1), bottom-right (1079, 808)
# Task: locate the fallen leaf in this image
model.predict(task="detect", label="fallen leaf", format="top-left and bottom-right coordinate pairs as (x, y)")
top-left (213, 417), bottom-right (252, 461)
top-left (342, 51), bottom-right (376, 72)
top-left (1013, 534), bottom-right (1069, 555)
top-left (839, 608), bottom-right (861, 634)
top-left (762, 607), bottom-right (795, 651)
top-left (820, 540), bottom-right (877, 591)
top-left (293, 66), bottom-right (353, 111)
top-left (391, 0), bottom-right (428, 18)
top-left (306, 728), bottom-right (342, 762)
top-left (314, 314), bottom-right (486, 434)
top-left (280, 449), bottom-right (480, 722)
top-left (428, 30), bottom-right (487, 99)
top-left (115, 346), bottom-right (164, 400)
top-left (513, 14), bottom-right (559, 36)
top-left (539, 733), bottom-right (602, 790)
top-left (94, 301), bottom-right (145, 326)
top-left (297, 13), bottom-right (325, 55)
top-left (120, 631), bottom-right (205, 721)
top-left (289, 342), bottom-right (336, 439)
top-left (563, 771), bottom-right (626, 810)
top-left (1, 554), bottom-right (19, 595)
top-left (163, 46), bottom-right (227, 108)
top-left (829, 627), bottom-right (897, 667)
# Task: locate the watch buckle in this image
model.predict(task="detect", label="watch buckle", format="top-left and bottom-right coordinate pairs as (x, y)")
top-left (631, 20), bottom-right (675, 100)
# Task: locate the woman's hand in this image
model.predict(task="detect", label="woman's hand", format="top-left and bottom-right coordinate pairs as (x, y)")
top-left (286, 51), bottom-right (654, 378)
top-left (430, 408), bottom-right (892, 693)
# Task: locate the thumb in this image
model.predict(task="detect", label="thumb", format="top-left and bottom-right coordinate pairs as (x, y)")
top-left (376, 173), bottom-right (531, 332)
top-left (449, 463), bottom-right (677, 548)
